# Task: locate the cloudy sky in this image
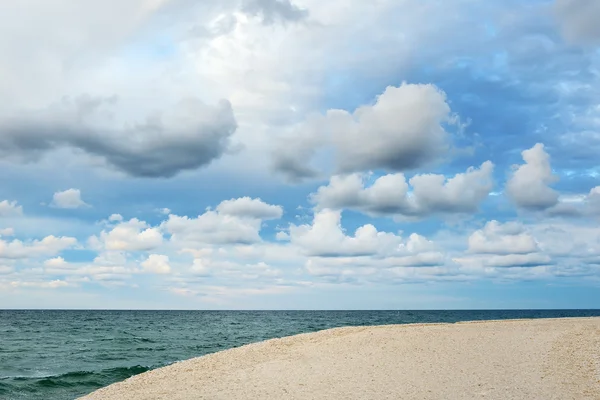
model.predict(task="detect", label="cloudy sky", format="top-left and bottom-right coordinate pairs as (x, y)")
top-left (1, 0), bottom-right (600, 309)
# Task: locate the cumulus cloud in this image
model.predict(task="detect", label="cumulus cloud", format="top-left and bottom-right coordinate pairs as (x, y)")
top-left (0, 235), bottom-right (77, 259)
top-left (554, 0), bottom-right (600, 45)
top-left (90, 218), bottom-right (163, 252)
top-left (242, 0), bottom-right (308, 25)
top-left (162, 197), bottom-right (283, 246)
top-left (467, 220), bottom-right (539, 255)
top-left (0, 200), bottom-right (23, 217)
top-left (0, 228), bottom-right (15, 237)
top-left (289, 209), bottom-right (403, 257)
top-left (310, 161), bottom-right (494, 217)
top-left (51, 188), bottom-right (89, 209)
top-left (505, 143), bottom-right (559, 210)
top-left (273, 83), bottom-right (457, 182)
top-left (289, 209), bottom-right (443, 264)
top-left (0, 96), bottom-right (238, 178)
top-left (216, 197), bottom-right (283, 219)
top-left (141, 254), bottom-right (171, 274)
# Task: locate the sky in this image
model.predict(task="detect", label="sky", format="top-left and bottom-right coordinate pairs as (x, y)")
top-left (1, 0), bottom-right (600, 309)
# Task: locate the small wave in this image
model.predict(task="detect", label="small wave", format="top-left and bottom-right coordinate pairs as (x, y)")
top-left (2, 365), bottom-right (153, 391)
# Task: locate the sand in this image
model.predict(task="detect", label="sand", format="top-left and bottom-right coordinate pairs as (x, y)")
top-left (80, 317), bottom-right (600, 400)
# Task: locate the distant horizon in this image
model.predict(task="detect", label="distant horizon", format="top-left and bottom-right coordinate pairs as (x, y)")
top-left (3, 308), bottom-right (600, 311)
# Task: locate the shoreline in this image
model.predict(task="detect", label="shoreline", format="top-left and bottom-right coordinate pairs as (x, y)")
top-left (81, 317), bottom-right (600, 399)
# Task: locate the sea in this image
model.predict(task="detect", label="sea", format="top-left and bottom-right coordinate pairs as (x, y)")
top-left (1, 309), bottom-right (600, 400)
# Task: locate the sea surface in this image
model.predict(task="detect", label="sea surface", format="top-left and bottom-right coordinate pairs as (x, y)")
top-left (1, 309), bottom-right (600, 400)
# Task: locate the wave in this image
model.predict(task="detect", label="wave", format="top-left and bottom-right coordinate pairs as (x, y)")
top-left (1, 365), bottom-right (154, 396)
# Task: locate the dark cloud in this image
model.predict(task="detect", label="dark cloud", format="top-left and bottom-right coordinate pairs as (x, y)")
top-left (271, 83), bottom-right (454, 183)
top-left (0, 96), bottom-right (238, 178)
top-left (242, 0), bottom-right (308, 25)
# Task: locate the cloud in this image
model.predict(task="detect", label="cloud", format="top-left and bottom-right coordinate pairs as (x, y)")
top-left (141, 254), bottom-right (171, 274)
top-left (216, 197), bottom-right (283, 219)
top-left (288, 208), bottom-right (442, 262)
top-left (162, 197), bottom-right (282, 246)
top-left (554, 0), bottom-right (600, 45)
top-left (457, 253), bottom-right (553, 269)
top-left (0, 96), bottom-right (238, 178)
top-left (0, 235), bottom-right (77, 259)
top-left (467, 220), bottom-right (539, 255)
top-left (272, 83), bottom-right (457, 181)
top-left (289, 209), bottom-right (402, 257)
top-left (0, 200), bottom-right (23, 217)
top-left (89, 218), bottom-right (163, 252)
top-left (8, 280), bottom-right (72, 289)
top-left (0, 265), bottom-right (14, 274)
top-left (547, 186), bottom-right (600, 217)
top-left (44, 256), bottom-right (69, 269)
top-left (242, 0), bottom-right (308, 25)
top-left (0, 228), bottom-right (15, 237)
top-left (51, 188), bottom-right (89, 209)
top-left (108, 214), bottom-right (123, 222)
top-left (505, 143), bottom-right (559, 211)
top-left (310, 161), bottom-right (494, 218)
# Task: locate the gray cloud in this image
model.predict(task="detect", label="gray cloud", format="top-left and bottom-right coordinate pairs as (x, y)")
top-left (216, 197), bottom-right (284, 219)
top-left (272, 83), bottom-right (455, 182)
top-left (242, 0), bottom-right (308, 25)
top-left (0, 96), bottom-right (238, 178)
top-left (554, 0), bottom-right (600, 45)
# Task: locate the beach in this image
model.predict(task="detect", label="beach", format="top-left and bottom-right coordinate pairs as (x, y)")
top-left (80, 317), bottom-right (600, 400)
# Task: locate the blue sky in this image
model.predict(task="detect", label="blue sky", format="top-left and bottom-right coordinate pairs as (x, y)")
top-left (1, 0), bottom-right (600, 309)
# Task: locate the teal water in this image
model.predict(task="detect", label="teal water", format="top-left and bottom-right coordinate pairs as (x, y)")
top-left (1, 309), bottom-right (599, 399)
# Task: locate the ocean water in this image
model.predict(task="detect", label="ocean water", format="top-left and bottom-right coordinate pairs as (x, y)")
top-left (1, 310), bottom-right (600, 399)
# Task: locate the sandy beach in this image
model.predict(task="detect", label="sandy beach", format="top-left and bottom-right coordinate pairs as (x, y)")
top-left (80, 317), bottom-right (600, 400)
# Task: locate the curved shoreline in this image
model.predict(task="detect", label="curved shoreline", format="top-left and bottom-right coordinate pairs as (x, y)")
top-left (81, 317), bottom-right (600, 399)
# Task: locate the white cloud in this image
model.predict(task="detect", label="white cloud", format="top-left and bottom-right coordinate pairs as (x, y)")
top-left (456, 253), bottom-right (552, 270)
top-left (90, 218), bottom-right (163, 252)
top-left (9, 280), bottom-right (71, 289)
top-left (311, 161), bottom-right (494, 217)
top-left (0, 228), bottom-right (15, 237)
top-left (273, 83), bottom-right (457, 181)
top-left (162, 197), bottom-right (282, 246)
top-left (0, 200), bottom-right (23, 217)
top-left (141, 254), bottom-right (171, 274)
top-left (190, 258), bottom-right (212, 276)
top-left (288, 209), bottom-right (443, 265)
top-left (51, 188), bottom-right (89, 209)
top-left (505, 143), bottom-right (559, 210)
top-left (44, 256), bottom-right (69, 269)
top-left (289, 209), bottom-right (403, 257)
top-left (108, 214), bottom-right (124, 222)
top-left (468, 220), bottom-right (539, 255)
top-left (216, 197), bottom-right (283, 219)
top-left (0, 235), bottom-right (77, 259)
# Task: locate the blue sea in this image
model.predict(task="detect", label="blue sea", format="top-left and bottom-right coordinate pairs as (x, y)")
top-left (1, 309), bottom-right (600, 399)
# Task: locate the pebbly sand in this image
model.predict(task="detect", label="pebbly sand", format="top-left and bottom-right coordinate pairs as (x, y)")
top-left (80, 317), bottom-right (600, 400)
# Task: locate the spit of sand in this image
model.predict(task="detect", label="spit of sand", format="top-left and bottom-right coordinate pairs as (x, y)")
top-left (81, 317), bottom-right (600, 400)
